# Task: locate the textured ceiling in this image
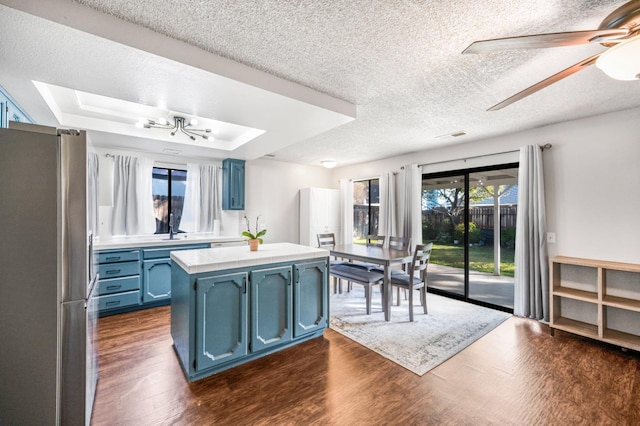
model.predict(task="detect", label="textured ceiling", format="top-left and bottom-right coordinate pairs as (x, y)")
top-left (4, 0), bottom-right (640, 166)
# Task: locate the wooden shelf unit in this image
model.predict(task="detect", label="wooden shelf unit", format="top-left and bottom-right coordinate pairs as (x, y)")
top-left (550, 256), bottom-right (640, 351)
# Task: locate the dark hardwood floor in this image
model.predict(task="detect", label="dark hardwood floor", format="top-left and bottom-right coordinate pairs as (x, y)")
top-left (91, 306), bottom-right (640, 425)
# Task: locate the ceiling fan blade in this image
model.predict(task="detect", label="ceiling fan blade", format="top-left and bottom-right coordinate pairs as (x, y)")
top-left (463, 29), bottom-right (628, 54)
top-left (488, 53), bottom-right (601, 111)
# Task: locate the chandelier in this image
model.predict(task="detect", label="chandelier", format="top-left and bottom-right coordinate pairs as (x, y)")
top-left (136, 116), bottom-right (215, 141)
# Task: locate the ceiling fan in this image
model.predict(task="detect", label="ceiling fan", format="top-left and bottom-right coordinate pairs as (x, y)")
top-left (463, 0), bottom-right (640, 111)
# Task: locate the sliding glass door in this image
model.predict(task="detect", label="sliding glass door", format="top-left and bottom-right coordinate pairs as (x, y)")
top-left (422, 174), bottom-right (466, 297)
top-left (422, 164), bottom-right (518, 311)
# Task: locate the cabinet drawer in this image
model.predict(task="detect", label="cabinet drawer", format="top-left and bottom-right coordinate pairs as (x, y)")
top-left (97, 290), bottom-right (140, 311)
top-left (98, 250), bottom-right (140, 264)
top-left (97, 275), bottom-right (140, 296)
top-left (98, 261), bottom-right (140, 279)
top-left (143, 244), bottom-right (210, 260)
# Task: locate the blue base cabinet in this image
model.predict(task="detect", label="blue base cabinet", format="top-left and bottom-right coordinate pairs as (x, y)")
top-left (96, 249), bottom-right (142, 312)
top-left (171, 257), bottom-right (328, 381)
top-left (142, 244), bottom-right (209, 304)
top-left (97, 242), bottom-right (209, 316)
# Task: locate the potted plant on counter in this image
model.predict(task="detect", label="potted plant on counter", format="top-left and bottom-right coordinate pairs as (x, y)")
top-left (243, 215), bottom-right (266, 251)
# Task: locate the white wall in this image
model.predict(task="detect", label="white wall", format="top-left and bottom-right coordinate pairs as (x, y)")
top-left (244, 159), bottom-right (334, 244)
top-left (331, 107), bottom-right (640, 264)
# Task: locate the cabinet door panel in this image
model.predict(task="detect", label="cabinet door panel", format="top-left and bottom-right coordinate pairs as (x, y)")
top-left (222, 158), bottom-right (245, 210)
top-left (196, 273), bottom-right (248, 371)
top-left (294, 260), bottom-right (328, 338)
top-left (250, 266), bottom-right (292, 352)
top-left (143, 259), bottom-right (172, 303)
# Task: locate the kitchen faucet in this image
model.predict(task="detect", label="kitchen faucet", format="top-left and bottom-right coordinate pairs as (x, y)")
top-left (169, 213), bottom-right (175, 240)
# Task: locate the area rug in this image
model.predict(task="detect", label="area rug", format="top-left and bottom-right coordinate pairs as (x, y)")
top-left (329, 286), bottom-right (511, 376)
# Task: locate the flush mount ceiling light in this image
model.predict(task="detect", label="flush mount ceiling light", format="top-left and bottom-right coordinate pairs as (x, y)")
top-left (321, 160), bottom-right (337, 168)
top-left (596, 34), bottom-right (640, 80)
top-left (136, 116), bottom-right (215, 141)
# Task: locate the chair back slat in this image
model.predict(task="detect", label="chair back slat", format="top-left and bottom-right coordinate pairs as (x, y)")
top-left (366, 235), bottom-right (385, 247)
top-left (389, 236), bottom-right (411, 252)
top-left (317, 233), bottom-right (336, 248)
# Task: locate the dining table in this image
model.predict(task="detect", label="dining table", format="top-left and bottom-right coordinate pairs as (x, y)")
top-left (329, 244), bottom-right (413, 321)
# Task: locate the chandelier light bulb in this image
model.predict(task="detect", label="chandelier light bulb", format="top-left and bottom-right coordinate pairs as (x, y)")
top-left (189, 118), bottom-right (198, 126)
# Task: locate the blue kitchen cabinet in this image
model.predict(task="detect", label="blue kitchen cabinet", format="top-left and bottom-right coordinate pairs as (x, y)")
top-left (195, 272), bottom-right (248, 372)
top-left (293, 260), bottom-right (329, 338)
top-left (141, 243), bottom-right (209, 304)
top-left (0, 86), bottom-right (33, 128)
top-left (222, 158), bottom-right (245, 210)
top-left (250, 266), bottom-right (292, 352)
top-left (97, 242), bottom-right (210, 315)
top-left (96, 249), bottom-right (142, 313)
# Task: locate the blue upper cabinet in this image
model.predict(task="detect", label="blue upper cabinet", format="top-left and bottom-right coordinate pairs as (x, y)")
top-left (0, 86), bottom-right (33, 128)
top-left (222, 158), bottom-right (245, 210)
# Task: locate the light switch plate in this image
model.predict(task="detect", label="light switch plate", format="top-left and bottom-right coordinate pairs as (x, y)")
top-left (547, 232), bottom-right (556, 243)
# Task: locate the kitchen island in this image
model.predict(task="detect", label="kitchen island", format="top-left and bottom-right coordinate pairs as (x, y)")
top-left (170, 243), bottom-right (329, 381)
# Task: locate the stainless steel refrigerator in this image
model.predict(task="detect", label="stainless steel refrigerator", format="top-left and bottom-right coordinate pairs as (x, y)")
top-left (0, 122), bottom-right (98, 425)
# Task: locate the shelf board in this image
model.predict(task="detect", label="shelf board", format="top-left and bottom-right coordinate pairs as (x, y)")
top-left (551, 317), bottom-right (598, 339)
top-left (602, 329), bottom-right (640, 352)
top-left (551, 256), bottom-right (640, 272)
top-left (602, 295), bottom-right (640, 312)
top-left (553, 287), bottom-right (598, 303)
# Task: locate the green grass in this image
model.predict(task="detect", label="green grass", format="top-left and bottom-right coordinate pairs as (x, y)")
top-left (429, 242), bottom-right (515, 277)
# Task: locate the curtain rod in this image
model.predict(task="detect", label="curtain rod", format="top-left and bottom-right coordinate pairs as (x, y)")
top-left (418, 143), bottom-right (551, 168)
top-left (105, 153), bottom-right (222, 169)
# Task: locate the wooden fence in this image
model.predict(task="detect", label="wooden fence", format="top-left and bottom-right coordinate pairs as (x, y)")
top-left (423, 206), bottom-right (517, 229)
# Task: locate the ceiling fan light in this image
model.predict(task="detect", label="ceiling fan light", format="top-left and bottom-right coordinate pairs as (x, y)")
top-left (596, 35), bottom-right (640, 81)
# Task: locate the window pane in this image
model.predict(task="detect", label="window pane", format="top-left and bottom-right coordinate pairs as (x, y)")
top-left (152, 167), bottom-right (187, 234)
top-left (171, 169), bottom-right (187, 231)
top-left (353, 181), bottom-right (369, 243)
top-left (352, 179), bottom-right (380, 243)
top-left (152, 168), bottom-right (169, 234)
top-left (423, 175), bottom-right (466, 296)
top-left (370, 179), bottom-right (379, 236)
top-left (467, 169), bottom-right (518, 309)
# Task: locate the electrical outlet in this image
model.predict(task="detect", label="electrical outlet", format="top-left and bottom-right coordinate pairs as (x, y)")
top-left (547, 232), bottom-right (556, 243)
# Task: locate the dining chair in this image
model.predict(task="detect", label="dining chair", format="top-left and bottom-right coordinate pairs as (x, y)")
top-left (388, 236), bottom-right (411, 302)
top-left (317, 233), bottom-right (349, 294)
top-left (389, 243), bottom-right (432, 322)
top-left (348, 234), bottom-right (385, 271)
top-left (370, 236), bottom-right (411, 300)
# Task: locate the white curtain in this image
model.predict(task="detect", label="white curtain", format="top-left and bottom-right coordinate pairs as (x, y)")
top-left (339, 178), bottom-right (354, 244)
top-left (181, 163), bottom-right (220, 233)
top-left (398, 164), bottom-right (423, 250)
top-left (514, 145), bottom-right (549, 321)
top-left (111, 155), bottom-right (155, 235)
top-left (378, 172), bottom-right (397, 246)
top-left (87, 152), bottom-right (99, 236)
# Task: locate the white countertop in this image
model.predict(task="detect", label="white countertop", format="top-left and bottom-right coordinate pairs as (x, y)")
top-left (95, 233), bottom-right (246, 250)
top-left (171, 242), bottom-right (329, 274)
